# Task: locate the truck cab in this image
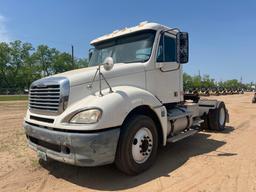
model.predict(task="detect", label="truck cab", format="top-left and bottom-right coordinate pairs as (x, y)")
top-left (24, 22), bottom-right (229, 175)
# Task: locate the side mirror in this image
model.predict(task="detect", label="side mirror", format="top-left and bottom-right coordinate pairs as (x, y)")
top-left (103, 57), bottom-right (114, 71)
top-left (88, 48), bottom-right (94, 61)
top-left (176, 32), bottom-right (189, 64)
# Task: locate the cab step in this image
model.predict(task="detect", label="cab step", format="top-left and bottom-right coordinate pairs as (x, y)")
top-left (167, 129), bottom-right (198, 143)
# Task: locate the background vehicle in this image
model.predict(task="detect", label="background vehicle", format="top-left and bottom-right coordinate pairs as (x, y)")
top-left (24, 22), bottom-right (229, 175)
top-left (198, 87), bottom-right (210, 96)
top-left (209, 87), bottom-right (220, 96)
top-left (252, 93), bottom-right (256, 103)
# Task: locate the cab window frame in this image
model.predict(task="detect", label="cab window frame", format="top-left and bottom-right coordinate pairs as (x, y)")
top-left (156, 32), bottom-right (177, 63)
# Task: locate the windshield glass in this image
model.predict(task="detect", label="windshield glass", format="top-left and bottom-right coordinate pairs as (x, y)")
top-left (89, 30), bottom-right (156, 66)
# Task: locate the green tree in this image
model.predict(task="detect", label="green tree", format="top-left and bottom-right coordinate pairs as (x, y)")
top-left (183, 72), bottom-right (193, 90)
top-left (52, 52), bottom-right (73, 74)
top-left (192, 75), bottom-right (201, 88)
top-left (0, 41), bottom-right (34, 91)
top-left (75, 58), bottom-right (89, 68)
top-left (201, 75), bottom-right (215, 88)
top-left (222, 79), bottom-right (240, 89)
top-left (0, 42), bottom-right (11, 88)
top-left (21, 49), bottom-right (41, 89)
top-left (0, 40), bottom-right (92, 93)
top-left (10, 41), bottom-right (34, 89)
top-left (32, 45), bottom-right (59, 77)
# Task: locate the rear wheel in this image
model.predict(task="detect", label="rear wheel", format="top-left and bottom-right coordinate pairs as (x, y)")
top-left (208, 102), bottom-right (227, 131)
top-left (115, 115), bottom-right (158, 175)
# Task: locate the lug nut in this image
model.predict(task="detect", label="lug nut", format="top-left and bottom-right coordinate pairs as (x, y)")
top-left (149, 144), bottom-right (152, 147)
top-left (145, 153), bottom-right (148, 155)
top-left (148, 149), bottom-right (151, 152)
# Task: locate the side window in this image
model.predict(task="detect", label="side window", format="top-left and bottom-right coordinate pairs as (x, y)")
top-left (157, 34), bottom-right (176, 62)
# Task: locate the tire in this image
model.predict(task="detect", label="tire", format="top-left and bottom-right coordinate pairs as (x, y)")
top-left (115, 115), bottom-right (158, 175)
top-left (208, 102), bottom-right (226, 131)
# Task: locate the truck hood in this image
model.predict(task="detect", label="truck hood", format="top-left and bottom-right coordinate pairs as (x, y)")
top-left (52, 63), bottom-right (145, 87)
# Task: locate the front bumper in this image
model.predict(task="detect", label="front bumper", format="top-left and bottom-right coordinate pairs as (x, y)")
top-left (24, 122), bottom-right (120, 166)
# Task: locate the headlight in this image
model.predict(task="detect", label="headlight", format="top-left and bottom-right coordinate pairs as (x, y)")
top-left (69, 108), bottom-right (102, 124)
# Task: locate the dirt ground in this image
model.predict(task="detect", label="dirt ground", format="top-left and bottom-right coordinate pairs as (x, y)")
top-left (0, 93), bottom-right (256, 192)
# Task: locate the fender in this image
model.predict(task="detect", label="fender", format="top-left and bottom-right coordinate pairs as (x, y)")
top-left (54, 86), bottom-right (168, 144)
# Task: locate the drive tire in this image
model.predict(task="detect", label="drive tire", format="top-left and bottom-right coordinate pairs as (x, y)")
top-left (208, 102), bottom-right (226, 131)
top-left (115, 115), bottom-right (158, 175)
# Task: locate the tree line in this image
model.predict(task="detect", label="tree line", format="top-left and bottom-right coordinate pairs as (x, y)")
top-left (183, 72), bottom-right (254, 91)
top-left (0, 40), bottom-right (88, 94)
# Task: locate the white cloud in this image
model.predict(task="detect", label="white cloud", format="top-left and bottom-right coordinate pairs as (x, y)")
top-left (0, 15), bottom-right (10, 42)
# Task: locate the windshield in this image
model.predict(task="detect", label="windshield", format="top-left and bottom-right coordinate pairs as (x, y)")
top-left (89, 30), bottom-right (156, 66)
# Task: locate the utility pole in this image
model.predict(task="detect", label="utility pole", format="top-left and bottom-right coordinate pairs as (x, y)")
top-left (71, 45), bottom-right (74, 69)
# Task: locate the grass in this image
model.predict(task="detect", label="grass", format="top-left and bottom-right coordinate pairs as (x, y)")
top-left (0, 95), bottom-right (28, 101)
top-left (30, 158), bottom-right (40, 168)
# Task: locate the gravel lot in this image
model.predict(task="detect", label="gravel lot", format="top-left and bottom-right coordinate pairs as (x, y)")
top-left (0, 93), bottom-right (256, 192)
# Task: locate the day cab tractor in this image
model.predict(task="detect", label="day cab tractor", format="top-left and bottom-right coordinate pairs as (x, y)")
top-left (23, 22), bottom-right (229, 175)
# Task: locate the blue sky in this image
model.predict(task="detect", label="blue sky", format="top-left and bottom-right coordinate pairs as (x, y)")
top-left (0, 0), bottom-right (255, 83)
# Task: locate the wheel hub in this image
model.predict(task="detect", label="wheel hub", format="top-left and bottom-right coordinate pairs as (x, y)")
top-left (219, 107), bottom-right (225, 126)
top-left (140, 138), bottom-right (149, 152)
top-left (132, 127), bottom-right (153, 164)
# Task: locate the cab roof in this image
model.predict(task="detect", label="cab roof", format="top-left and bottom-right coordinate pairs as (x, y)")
top-left (90, 22), bottom-right (174, 45)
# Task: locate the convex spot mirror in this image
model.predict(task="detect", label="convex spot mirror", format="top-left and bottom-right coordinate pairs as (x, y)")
top-left (103, 57), bottom-right (114, 71)
top-left (176, 32), bottom-right (189, 64)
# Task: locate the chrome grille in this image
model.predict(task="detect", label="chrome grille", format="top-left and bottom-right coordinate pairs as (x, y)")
top-left (29, 77), bottom-right (69, 115)
top-left (30, 85), bottom-right (60, 112)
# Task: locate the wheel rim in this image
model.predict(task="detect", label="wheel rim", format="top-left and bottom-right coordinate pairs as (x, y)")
top-left (132, 127), bottom-right (153, 164)
top-left (219, 107), bottom-right (225, 126)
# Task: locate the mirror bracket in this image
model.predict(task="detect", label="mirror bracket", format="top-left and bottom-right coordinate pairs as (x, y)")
top-left (87, 57), bottom-right (114, 96)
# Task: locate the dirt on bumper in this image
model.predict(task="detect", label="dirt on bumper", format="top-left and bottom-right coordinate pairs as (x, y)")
top-left (23, 122), bottom-right (120, 166)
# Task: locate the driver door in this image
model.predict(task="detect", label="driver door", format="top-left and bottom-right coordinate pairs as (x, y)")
top-left (146, 32), bottom-right (183, 103)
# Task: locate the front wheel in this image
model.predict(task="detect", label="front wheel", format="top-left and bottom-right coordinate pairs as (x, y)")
top-left (115, 115), bottom-right (158, 175)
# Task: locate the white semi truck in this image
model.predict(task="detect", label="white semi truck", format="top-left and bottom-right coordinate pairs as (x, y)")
top-left (24, 22), bottom-right (229, 175)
